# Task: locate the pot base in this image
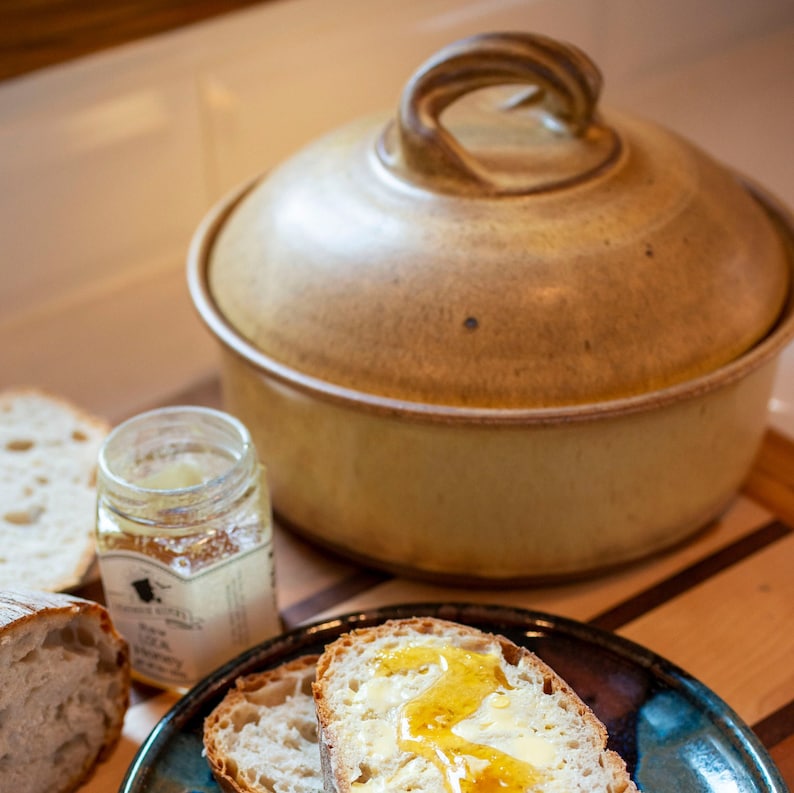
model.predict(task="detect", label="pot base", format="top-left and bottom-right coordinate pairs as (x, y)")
top-left (274, 504), bottom-right (727, 588)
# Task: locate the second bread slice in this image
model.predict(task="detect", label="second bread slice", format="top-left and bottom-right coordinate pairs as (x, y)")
top-left (204, 655), bottom-right (323, 793)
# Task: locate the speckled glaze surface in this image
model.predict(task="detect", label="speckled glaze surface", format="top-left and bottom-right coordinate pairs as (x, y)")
top-left (188, 32), bottom-right (794, 582)
top-left (119, 603), bottom-right (787, 793)
top-left (205, 33), bottom-right (788, 408)
top-left (217, 349), bottom-right (780, 582)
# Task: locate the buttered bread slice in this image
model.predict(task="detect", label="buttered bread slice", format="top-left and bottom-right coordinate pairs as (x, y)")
top-left (313, 617), bottom-right (637, 793)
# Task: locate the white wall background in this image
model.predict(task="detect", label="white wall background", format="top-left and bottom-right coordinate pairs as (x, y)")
top-left (1, 0), bottom-right (793, 428)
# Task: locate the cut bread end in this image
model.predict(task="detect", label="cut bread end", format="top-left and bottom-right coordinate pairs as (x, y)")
top-left (0, 589), bottom-right (130, 793)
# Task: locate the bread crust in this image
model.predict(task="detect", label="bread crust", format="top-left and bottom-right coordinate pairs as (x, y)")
top-left (0, 589), bottom-right (130, 793)
top-left (313, 617), bottom-right (637, 793)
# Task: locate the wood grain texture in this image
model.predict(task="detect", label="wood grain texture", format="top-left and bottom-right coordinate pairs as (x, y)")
top-left (770, 733), bottom-right (794, 785)
top-left (618, 534), bottom-right (794, 725)
top-left (0, 0), bottom-right (269, 82)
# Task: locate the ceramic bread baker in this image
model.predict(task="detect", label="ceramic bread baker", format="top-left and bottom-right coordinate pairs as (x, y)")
top-left (188, 32), bottom-right (794, 583)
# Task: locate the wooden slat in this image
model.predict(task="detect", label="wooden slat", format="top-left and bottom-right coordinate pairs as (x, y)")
top-left (754, 701), bottom-right (794, 750)
top-left (590, 519), bottom-right (792, 631)
top-left (770, 733), bottom-right (794, 788)
top-left (618, 534), bottom-right (794, 725)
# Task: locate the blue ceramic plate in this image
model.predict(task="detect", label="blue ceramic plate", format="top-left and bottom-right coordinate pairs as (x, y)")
top-left (120, 602), bottom-right (786, 792)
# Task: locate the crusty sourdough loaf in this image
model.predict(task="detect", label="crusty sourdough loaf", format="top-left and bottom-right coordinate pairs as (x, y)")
top-left (0, 589), bottom-right (130, 793)
top-left (313, 617), bottom-right (638, 793)
top-left (0, 388), bottom-right (109, 591)
top-left (204, 655), bottom-right (323, 793)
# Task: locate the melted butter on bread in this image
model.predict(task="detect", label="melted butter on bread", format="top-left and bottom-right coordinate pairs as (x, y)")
top-left (454, 691), bottom-right (556, 768)
top-left (363, 643), bottom-right (550, 793)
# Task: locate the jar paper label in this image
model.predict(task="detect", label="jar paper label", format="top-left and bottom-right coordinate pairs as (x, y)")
top-left (99, 543), bottom-right (279, 688)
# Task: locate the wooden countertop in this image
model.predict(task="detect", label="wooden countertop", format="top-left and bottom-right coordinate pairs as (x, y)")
top-left (75, 376), bottom-right (794, 792)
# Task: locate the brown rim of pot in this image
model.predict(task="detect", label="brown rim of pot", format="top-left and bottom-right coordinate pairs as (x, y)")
top-left (188, 176), bottom-right (794, 428)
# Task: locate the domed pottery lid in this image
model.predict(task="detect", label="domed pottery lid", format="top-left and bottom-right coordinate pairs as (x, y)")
top-left (201, 32), bottom-right (790, 409)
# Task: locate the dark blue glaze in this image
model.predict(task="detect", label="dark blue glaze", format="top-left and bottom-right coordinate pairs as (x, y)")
top-left (120, 603), bottom-right (787, 792)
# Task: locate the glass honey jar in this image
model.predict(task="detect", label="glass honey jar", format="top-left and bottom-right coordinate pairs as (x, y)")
top-left (95, 405), bottom-right (280, 691)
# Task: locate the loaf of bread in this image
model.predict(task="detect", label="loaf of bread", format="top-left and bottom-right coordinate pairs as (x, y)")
top-left (204, 655), bottom-right (323, 793)
top-left (0, 388), bottom-right (109, 591)
top-left (0, 589), bottom-right (131, 793)
top-left (313, 617), bottom-right (637, 793)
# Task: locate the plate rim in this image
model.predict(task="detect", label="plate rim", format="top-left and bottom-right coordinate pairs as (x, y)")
top-left (119, 601), bottom-right (787, 793)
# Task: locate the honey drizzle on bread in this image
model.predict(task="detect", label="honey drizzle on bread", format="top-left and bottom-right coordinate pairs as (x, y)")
top-left (313, 617), bottom-right (637, 793)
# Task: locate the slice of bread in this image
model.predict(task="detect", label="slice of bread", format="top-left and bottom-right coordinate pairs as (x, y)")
top-left (204, 655), bottom-right (323, 793)
top-left (0, 388), bottom-right (109, 591)
top-left (0, 589), bottom-right (131, 793)
top-left (313, 617), bottom-right (637, 793)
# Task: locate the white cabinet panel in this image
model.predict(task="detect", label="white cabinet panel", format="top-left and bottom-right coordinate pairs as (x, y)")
top-left (599, 0), bottom-right (794, 88)
top-left (606, 27), bottom-right (794, 209)
top-left (0, 66), bottom-right (207, 321)
top-left (197, 0), bottom-right (601, 195)
top-left (0, 259), bottom-right (217, 422)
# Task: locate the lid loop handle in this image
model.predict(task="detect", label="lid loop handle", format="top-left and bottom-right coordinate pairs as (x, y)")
top-left (378, 32), bottom-right (613, 195)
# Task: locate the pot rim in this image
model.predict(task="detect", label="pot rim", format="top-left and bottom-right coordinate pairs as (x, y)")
top-left (188, 176), bottom-right (794, 428)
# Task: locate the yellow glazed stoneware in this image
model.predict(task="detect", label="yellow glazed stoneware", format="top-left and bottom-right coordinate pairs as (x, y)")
top-left (188, 33), bottom-right (794, 582)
